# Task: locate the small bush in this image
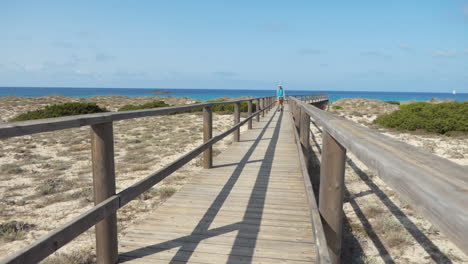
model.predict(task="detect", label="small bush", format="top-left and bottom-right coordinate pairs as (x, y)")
top-left (385, 101), bottom-right (400, 105)
top-left (212, 101), bottom-right (257, 113)
top-left (11, 103), bottom-right (108, 122)
top-left (150, 186), bottom-right (177, 200)
top-left (374, 102), bottom-right (468, 135)
top-left (118, 101), bottom-right (170, 111)
top-left (40, 249), bottom-right (95, 264)
top-left (36, 178), bottom-right (75, 195)
top-left (0, 221), bottom-right (35, 241)
top-left (1, 163), bottom-right (24, 175)
top-left (332, 105), bottom-right (343, 110)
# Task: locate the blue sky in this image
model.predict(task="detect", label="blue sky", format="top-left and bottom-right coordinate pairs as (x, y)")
top-left (1, 1), bottom-right (468, 92)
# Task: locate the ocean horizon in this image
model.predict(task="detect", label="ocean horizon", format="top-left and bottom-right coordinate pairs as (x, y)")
top-left (0, 87), bottom-right (466, 102)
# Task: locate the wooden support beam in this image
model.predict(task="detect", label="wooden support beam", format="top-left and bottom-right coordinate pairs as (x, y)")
top-left (203, 106), bottom-right (213, 168)
top-left (319, 131), bottom-right (346, 264)
top-left (300, 108), bottom-right (311, 161)
top-left (247, 100), bottom-right (253, 129)
top-left (233, 102), bottom-right (240, 142)
top-left (256, 99), bottom-right (260, 122)
top-left (261, 98), bottom-right (265, 117)
top-left (91, 122), bottom-right (118, 264)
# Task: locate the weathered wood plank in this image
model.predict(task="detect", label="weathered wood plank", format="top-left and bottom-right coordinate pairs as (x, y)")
top-left (118, 105), bottom-right (318, 263)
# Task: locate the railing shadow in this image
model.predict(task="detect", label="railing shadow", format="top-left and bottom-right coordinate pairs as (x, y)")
top-left (307, 122), bottom-right (453, 263)
top-left (226, 111), bottom-right (283, 263)
top-left (119, 109), bottom-right (281, 263)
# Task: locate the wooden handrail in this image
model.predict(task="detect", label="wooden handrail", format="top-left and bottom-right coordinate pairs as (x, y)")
top-left (2, 95), bottom-right (308, 264)
top-left (0, 97), bottom-right (270, 139)
top-left (290, 96), bottom-right (468, 262)
top-left (290, 110), bottom-right (332, 264)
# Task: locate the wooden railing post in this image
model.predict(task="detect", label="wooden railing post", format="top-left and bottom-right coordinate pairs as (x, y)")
top-left (261, 98), bottom-right (265, 117)
top-left (294, 102), bottom-right (300, 130)
top-left (91, 122), bottom-right (118, 264)
top-left (256, 99), bottom-right (261, 122)
top-left (319, 131), bottom-right (346, 264)
top-left (203, 106), bottom-right (213, 168)
top-left (233, 102), bottom-right (240, 142)
top-left (300, 108), bottom-right (311, 156)
top-left (247, 100), bottom-right (253, 129)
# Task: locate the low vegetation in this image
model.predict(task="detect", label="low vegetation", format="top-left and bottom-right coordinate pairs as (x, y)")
top-left (332, 105), bottom-right (343, 110)
top-left (11, 103), bottom-right (108, 122)
top-left (118, 99), bottom-right (257, 114)
top-left (385, 101), bottom-right (400, 105)
top-left (374, 102), bottom-right (468, 135)
top-left (0, 221), bottom-right (35, 241)
top-left (212, 101), bottom-right (256, 113)
top-left (118, 101), bottom-right (170, 111)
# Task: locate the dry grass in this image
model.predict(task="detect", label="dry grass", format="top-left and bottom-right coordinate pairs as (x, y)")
top-left (40, 248), bottom-right (95, 264)
top-left (0, 221), bottom-right (35, 242)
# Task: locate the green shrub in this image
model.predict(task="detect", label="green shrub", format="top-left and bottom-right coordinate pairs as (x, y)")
top-left (11, 103), bottom-right (108, 121)
top-left (374, 102), bottom-right (468, 135)
top-left (385, 101), bottom-right (400, 105)
top-left (173, 101), bottom-right (257, 115)
top-left (332, 105), bottom-right (343, 110)
top-left (212, 102), bottom-right (256, 113)
top-left (118, 101), bottom-right (170, 111)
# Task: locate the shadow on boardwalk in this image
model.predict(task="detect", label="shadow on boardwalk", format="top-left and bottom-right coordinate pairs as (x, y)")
top-left (119, 110), bottom-right (283, 263)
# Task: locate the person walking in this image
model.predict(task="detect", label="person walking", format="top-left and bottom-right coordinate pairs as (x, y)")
top-left (277, 85), bottom-right (285, 111)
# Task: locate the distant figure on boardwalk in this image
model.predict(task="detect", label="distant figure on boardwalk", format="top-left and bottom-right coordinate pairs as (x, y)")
top-left (277, 85), bottom-right (285, 111)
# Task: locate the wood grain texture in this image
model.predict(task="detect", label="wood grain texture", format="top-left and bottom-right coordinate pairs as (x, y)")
top-left (203, 106), bottom-right (213, 169)
top-left (118, 105), bottom-right (318, 263)
top-left (290, 96), bottom-right (468, 255)
top-left (318, 132), bottom-right (346, 264)
top-left (291, 110), bottom-right (332, 264)
top-left (91, 122), bottom-right (118, 264)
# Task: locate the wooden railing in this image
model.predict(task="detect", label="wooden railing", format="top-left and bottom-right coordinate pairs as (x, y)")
top-left (289, 96), bottom-right (468, 264)
top-left (0, 96), bottom-right (285, 264)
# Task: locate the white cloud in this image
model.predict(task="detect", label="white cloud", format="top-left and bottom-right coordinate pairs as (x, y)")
top-left (360, 51), bottom-right (391, 59)
top-left (299, 48), bottom-right (323, 55)
top-left (399, 44), bottom-right (412, 51)
top-left (95, 53), bottom-right (116, 62)
top-left (432, 50), bottom-right (457, 57)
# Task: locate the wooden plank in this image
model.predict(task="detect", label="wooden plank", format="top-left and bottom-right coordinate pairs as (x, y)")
top-left (291, 97), bottom-right (468, 255)
top-left (118, 105), bottom-right (318, 263)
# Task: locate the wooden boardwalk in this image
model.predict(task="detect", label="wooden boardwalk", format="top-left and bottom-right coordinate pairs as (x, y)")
top-left (118, 105), bottom-right (317, 263)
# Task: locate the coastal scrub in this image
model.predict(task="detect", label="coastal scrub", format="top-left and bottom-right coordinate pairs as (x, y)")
top-left (10, 103), bottom-right (108, 122)
top-left (374, 102), bottom-right (468, 135)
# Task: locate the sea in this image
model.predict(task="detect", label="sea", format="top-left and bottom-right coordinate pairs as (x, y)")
top-left (0, 87), bottom-right (466, 102)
